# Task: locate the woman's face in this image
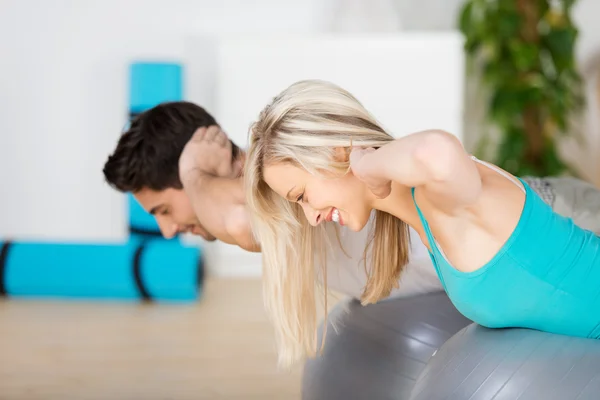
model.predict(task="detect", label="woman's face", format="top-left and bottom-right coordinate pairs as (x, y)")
top-left (263, 161), bottom-right (374, 232)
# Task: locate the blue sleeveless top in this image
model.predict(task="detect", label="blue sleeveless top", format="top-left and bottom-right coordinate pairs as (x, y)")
top-left (411, 178), bottom-right (600, 339)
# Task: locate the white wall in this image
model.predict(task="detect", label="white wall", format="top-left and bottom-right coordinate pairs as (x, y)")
top-left (0, 0), bottom-right (322, 243)
top-left (565, 0), bottom-right (600, 183)
top-left (1, 0), bottom-right (599, 276)
top-left (188, 34), bottom-right (465, 147)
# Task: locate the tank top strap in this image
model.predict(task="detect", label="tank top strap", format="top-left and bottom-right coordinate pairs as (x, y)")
top-left (410, 187), bottom-right (448, 289)
top-left (470, 155), bottom-right (525, 194)
top-left (411, 187), bottom-right (433, 241)
top-left (410, 187), bottom-right (444, 255)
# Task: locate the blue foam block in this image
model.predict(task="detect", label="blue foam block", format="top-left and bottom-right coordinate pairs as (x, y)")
top-left (0, 238), bottom-right (202, 302)
top-left (128, 61), bottom-right (184, 234)
top-left (129, 62), bottom-right (183, 114)
top-left (128, 193), bottom-right (163, 237)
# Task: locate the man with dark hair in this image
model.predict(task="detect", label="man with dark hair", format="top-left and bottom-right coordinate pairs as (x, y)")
top-left (103, 101), bottom-right (249, 246)
top-left (103, 100), bottom-right (600, 400)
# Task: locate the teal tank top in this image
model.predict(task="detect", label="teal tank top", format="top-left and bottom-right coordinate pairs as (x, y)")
top-left (411, 174), bottom-right (600, 339)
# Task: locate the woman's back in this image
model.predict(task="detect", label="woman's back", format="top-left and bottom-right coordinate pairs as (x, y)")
top-left (414, 177), bottom-right (600, 338)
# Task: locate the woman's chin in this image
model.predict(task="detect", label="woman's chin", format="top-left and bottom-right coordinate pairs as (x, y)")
top-left (348, 224), bottom-right (362, 232)
top-left (346, 218), bottom-right (369, 233)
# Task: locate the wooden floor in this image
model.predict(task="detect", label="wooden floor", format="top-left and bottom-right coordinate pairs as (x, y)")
top-left (0, 278), bottom-right (307, 400)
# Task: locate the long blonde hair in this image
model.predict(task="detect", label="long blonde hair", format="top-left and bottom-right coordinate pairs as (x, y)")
top-left (244, 79), bottom-right (410, 367)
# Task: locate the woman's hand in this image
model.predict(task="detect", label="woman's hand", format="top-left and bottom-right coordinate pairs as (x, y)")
top-left (350, 147), bottom-right (392, 199)
top-left (349, 130), bottom-right (482, 213)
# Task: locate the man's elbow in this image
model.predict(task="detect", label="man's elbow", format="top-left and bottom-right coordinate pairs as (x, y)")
top-left (233, 229), bottom-right (261, 252)
top-left (226, 209), bottom-right (261, 253)
top-left (238, 239), bottom-right (261, 253)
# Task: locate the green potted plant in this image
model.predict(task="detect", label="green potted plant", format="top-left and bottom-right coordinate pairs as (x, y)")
top-left (458, 0), bottom-right (585, 176)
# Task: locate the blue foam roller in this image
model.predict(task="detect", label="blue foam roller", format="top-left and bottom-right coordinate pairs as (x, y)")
top-left (0, 238), bottom-right (202, 302)
top-left (127, 61), bottom-right (184, 235)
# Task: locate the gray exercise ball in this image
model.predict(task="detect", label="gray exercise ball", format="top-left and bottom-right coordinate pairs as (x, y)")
top-left (302, 292), bottom-right (472, 400)
top-left (410, 323), bottom-right (600, 400)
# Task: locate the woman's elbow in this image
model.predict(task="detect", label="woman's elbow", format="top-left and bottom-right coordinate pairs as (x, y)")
top-left (414, 130), bottom-right (466, 182)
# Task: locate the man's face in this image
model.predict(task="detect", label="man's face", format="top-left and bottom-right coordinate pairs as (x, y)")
top-left (133, 187), bottom-right (216, 241)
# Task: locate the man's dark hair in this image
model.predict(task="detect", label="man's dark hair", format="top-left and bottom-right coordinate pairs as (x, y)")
top-left (103, 101), bottom-right (240, 192)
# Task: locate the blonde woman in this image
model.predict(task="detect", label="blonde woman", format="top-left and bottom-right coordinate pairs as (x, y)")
top-left (245, 79), bottom-right (600, 367)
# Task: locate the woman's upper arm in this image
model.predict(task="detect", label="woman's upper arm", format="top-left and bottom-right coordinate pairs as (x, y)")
top-left (416, 131), bottom-right (483, 213)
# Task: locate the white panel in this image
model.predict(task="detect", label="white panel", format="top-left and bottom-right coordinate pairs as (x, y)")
top-left (207, 33), bottom-right (465, 148)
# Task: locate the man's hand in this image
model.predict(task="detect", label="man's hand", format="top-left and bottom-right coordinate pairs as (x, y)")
top-left (177, 125), bottom-right (250, 248)
top-left (178, 125), bottom-right (242, 184)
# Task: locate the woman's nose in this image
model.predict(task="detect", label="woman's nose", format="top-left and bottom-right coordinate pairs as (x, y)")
top-left (301, 203), bottom-right (323, 226)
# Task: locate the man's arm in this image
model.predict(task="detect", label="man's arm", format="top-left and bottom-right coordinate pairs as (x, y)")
top-left (182, 171), bottom-right (259, 251)
top-left (226, 203), bottom-right (261, 252)
top-left (179, 125), bottom-right (261, 251)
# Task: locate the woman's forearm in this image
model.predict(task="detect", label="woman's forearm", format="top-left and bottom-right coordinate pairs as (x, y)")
top-left (369, 130), bottom-right (466, 188)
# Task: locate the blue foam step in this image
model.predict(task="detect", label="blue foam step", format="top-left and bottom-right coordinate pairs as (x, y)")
top-left (0, 237), bottom-right (202, 303)
top-left (127, 61), bottom-right (184, 235)
top-left (129, 62), bottom-right (183, 115)
top-left (128, 194), bottom-right (166, 238)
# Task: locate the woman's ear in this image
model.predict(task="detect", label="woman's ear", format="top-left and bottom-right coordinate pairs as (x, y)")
top-left (333, 146), bottom-right (351, 162)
